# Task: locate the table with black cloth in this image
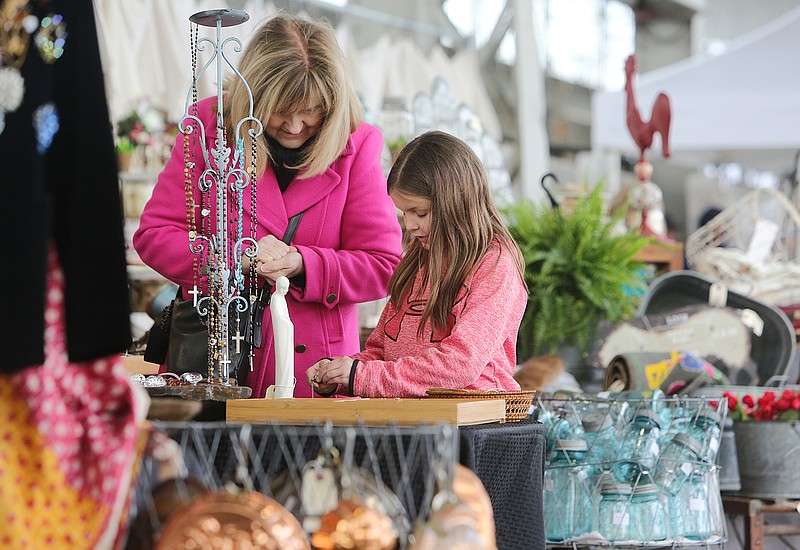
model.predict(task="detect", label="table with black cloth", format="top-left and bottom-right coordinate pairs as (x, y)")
top-left (131, 419), bottom-right (545, 550)
top-left (460, 419), bottom-right (546, 550)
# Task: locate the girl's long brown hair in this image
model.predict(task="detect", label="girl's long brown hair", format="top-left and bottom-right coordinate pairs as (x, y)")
top-left (387, 131), bottom-right (525, 338)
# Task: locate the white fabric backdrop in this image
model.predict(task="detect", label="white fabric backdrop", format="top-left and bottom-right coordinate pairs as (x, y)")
top-left (94, 0), bottom-right (502, 140)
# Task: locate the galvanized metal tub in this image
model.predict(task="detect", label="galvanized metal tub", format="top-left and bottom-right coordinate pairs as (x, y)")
top-left (733, 420), bottom-right (800, 499)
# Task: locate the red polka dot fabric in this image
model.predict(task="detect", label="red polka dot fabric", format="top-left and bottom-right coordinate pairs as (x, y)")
top-left (0, 247), bottom-right (145, 548)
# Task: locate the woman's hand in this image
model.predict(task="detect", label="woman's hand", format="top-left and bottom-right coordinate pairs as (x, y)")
top-left (249, 235), bottom-right (304, 284)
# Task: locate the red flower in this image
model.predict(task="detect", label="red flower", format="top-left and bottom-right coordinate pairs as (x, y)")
top-left (723, 391), bottom-right (738, 412)
top-left (729, 390), bottom-right (799, 422)
top-left (755, 406), bottom-right (773, 421)
top-left (758, 391), bottom-right (776, 407)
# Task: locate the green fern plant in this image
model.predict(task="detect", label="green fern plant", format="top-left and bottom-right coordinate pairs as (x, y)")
top-left (504, 184), bottom-right (651, 360)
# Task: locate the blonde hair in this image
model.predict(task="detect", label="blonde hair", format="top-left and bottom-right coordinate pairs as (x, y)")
top-left (387, 131), bottom-right (525, 338)
top-left (224, 14), bottom-right (363, 178)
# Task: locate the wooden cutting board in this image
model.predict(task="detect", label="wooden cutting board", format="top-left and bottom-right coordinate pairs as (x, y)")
top-left (225, 397), bottom-right (506, 426)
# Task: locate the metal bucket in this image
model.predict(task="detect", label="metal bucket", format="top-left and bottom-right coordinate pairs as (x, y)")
top-left (733, 420), bottom-right (800, 499)
top-left (717, 422), bottom-right (741, 492)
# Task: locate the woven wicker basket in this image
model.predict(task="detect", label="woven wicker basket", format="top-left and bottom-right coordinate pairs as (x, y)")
top-left (426, 388), bottom-right (536, 422)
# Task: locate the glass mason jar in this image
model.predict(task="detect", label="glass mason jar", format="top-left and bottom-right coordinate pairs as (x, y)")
top-left (598, 481), bottom-right (633, 542)
top-left (542, 409), bottom-right (585, 465)
top-left (689, 408), bottom-right (722, 464)
top-left (617, 390), bottom-right (668, 426)
top-left (612, 408), bottom-right (662, 484)
top-left (544, 439), bottom-right (594, 541)
top-left (629, 483), bottom-right (667, 541)
top-left (653, 433), bottom-right (704, 496)
top-left (669, 471), bottom-right (711, 540)
top-left (665, 401), bottom-right (694, 438)
top-left (583, 411), bottom-right (621, 472)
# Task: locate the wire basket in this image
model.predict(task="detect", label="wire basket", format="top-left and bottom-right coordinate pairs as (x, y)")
top-left (426, 388), bottom-right (537, 422)
top-left (127, 421), bottom-right (458, 549)
top-left (685, 188), bottom-right (800, 305)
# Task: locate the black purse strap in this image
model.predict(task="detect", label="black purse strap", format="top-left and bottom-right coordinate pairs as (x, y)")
top-left (283, 212), bottom-right (304, 246)
top-left (255, 212), bottom-right (304, 306)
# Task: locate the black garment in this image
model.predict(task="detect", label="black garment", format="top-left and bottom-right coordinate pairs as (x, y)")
top-left (265, 134), bottom-right (312, 192)
top-left (0, 0), bottom-right (131, 373)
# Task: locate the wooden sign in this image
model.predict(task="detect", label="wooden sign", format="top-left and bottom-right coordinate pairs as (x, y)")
top-left (226, 397), bottom-right (506, 426)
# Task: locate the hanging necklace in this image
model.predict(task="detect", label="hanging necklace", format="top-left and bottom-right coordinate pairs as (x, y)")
top-left (245, 115), bottom-right (259, 372)
top-left (184, 20), bottom-right (199, 306)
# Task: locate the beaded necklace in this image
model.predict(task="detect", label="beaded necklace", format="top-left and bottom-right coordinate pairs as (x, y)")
top-left (246, 126), bottom-right (258, 372)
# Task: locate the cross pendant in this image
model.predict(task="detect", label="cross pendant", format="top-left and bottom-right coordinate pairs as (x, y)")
top-left (232, 330), bottom-right (245, 354)
top-left (188, 285), bottom-right (200, 307)
top-left (220, 357), bottom-right (231, 377)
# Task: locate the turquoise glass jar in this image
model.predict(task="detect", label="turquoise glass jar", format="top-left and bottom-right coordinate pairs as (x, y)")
top-left (669, 471), bottom-right (711, 540)
top-left (665, 401), bottom-right (693, 437)
top-left (689, 409), bottom-right (722, 464)
top-left (653, 433), bottom-right (704, 496)
top-left (612, 408), bottom-right (662, 484)
top-left (542, 409), bottom-right (585, 465)
top-left (544, 439), bottom-right (594, 541)
top-left (598, 481), bottom-right (632, 542)
top-left (582, 411), bottom-right (621, 471)
top-left (629, 483), bottom-right (667, 541)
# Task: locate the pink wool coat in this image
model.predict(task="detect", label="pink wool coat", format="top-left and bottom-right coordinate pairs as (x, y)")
top-left (133, 98), bottom-right (403, 398)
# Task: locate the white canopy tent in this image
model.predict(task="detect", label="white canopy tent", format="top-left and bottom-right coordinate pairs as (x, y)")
top-left (592, 4), bottom-right (800, 173)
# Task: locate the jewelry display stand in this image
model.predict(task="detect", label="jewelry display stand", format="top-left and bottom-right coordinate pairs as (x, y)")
top-left (143, 8), bottom-right (262, 405)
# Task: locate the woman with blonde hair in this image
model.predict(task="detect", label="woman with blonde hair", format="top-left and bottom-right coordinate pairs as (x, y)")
top-left (307, 131), bottom-right (527, 397)
top-left (135, 14), bottom-right (402, 398)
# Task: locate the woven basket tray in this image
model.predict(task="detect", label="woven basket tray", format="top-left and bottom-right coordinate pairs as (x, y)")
top-left (425, 388), bottom-right (536, 422)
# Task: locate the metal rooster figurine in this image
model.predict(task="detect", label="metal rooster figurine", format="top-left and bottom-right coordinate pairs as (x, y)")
top-left (624, 54), bottom-right (672, 240)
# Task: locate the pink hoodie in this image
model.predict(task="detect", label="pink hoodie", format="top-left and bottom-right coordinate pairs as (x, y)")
top-left (353, 242), bottom-right (525, 397)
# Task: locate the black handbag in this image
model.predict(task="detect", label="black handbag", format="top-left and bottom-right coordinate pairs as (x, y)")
top-left (143, 292), bottom-right (176, 366)
top-left (165, 295), bottom-right (212, 376)
top-left (144, 288), bottom-right (251, 378)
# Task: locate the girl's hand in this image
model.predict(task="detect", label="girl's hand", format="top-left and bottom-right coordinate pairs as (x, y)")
top-left (315, 356), bottom-right (354, 386)
top-left (306, 359), bottom-right (337, 396)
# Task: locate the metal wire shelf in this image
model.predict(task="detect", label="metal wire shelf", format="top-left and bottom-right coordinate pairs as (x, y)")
top-left (126, 421), bottom-right (458, 549)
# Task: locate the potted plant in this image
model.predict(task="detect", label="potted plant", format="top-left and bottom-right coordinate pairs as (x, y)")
top-left (504, 184), bottom-right (651, 374)
top-left (115, 103), bottom-right (173, 172)
top-left (115, 136), bottom-right (138, 172)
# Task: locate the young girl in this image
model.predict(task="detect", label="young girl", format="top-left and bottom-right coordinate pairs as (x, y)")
top-left (306, 131), bottom-right (528, 397)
